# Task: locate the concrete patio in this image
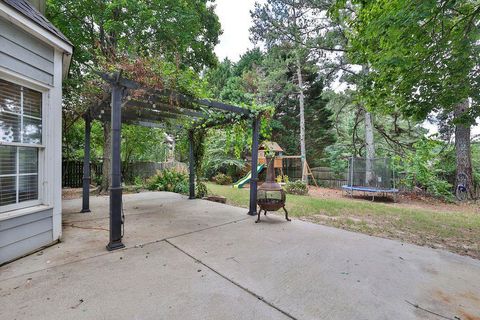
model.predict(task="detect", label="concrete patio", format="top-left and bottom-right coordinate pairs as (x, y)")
top-left (1, 192), bottom-right (479, 320)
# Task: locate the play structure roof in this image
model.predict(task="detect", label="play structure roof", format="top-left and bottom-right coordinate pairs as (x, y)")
top-left (259, 141), bottom-right (284, 153)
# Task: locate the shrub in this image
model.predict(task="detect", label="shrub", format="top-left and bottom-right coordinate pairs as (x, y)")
top-left (284, 180), bottom-right (308, 195)
top-left (133, 176), bottom-right (144, 188)
top-left (196, 181), bottom-right (208, 198)
top-left (145, 169), bottom-right (208, 198)
top-left (395, 138), bottom-right (454, 201)
top-left (174, 180), bottom-right (190, 194)
top-left (146, 169), bottom-right (189, 193)
top-left (213, 173), bottom-right (233, 185)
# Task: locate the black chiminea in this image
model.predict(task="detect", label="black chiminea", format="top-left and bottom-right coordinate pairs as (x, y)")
top-left (256, 156), bottom-right (290, 223)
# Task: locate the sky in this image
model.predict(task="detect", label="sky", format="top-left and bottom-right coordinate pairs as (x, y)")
top-left (214, 0), bottom-right (260, 62)
top-left (213, 1), bottom-right (479, 136)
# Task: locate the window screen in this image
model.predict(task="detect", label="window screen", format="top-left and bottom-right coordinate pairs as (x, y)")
top-left (0, 79), bottom-right (42, 209)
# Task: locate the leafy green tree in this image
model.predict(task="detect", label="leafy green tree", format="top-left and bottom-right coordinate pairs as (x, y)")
top-left (206, 46), bottom-right (335, 170)
top-left (337, 0), bottom-right (480, 197)
top-left (205, 59), bottom-right (234, 99)
top-left (202, 130), bottom-right (246, 180)
top-left (251, 0), bottom-right (331, 181)
top-left (47, 0), bottom-right (221, 190)
top-left (205, 49), bottom-right (265, 105)
top-left (395, 138), bottom-right (454, 201)
top-left (323, 89), bottom-right (427, 175)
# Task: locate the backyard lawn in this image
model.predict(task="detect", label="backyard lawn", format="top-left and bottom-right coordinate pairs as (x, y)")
top-left (206, 183), bottom-right (480, 260)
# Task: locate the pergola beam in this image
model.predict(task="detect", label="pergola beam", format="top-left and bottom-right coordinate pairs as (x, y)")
top-left (98, 109), bottom-right (180, 123)
top-left (167, 91), bottom-right (251, 115)
top-left (124, 120), bottom-right (182, 129)
top-left (122, 107), bottom-right (181, 120)
top-left (195, 98), bottom-right (250, 115)
top-left (125, 100), bottom-right (205, 118)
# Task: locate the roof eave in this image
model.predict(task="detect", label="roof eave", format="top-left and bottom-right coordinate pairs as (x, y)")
top-left (0, 2), bottom-right (73, 54)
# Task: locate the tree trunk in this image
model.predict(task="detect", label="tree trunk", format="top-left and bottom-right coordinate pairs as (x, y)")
top-left (100, 121), bottom-right (112, 193)
top-left (454, 100), bottom-right (474, 199)
top-left (296, 54), bottom-right (307, 182)
top-left (364, 110), bottom-right (376, 186)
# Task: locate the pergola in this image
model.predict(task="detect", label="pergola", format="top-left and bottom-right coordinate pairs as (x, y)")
top-left (80, 71), bottom-right (261, 251)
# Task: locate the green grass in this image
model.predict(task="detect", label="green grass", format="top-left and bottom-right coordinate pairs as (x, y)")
top-left (206, 183), bottom-right (480, 259)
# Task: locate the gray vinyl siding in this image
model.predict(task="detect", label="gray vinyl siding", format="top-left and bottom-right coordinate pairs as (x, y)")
top-left (0, 208), bottom-right (53, 265)
top-left (0, 17), bottom-right (54, 85)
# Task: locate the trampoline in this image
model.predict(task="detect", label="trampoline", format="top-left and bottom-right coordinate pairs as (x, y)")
top-left (342, 157), bottom-right (398, 201)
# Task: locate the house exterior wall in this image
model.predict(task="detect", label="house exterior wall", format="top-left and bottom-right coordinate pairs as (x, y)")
top-left (0, 16), bottom-right (65, 265)
top-left (0, 17), bottom-right (54, 86)
top-left (0, 208), bottom-right (53, 263)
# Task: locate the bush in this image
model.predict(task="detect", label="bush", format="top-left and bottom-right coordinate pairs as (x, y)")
top-left (146, 169), bottom-right (189, 193)
top-left (146, 169), bottom-right (208, 198)
top-left (133, 176), bottom-right (144, 187)
top-left (196, 181), bottom-right (208, 198)
top-left (395, 138), bottom-right (454, 201)
top-left (213, 173), bottom-right (233, 185)
top-left (284, 180), bottom-right (308, 195)
top-left (174, 180), bottom-right (190, 194)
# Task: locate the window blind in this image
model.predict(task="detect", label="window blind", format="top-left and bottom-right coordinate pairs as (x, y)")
top-left (0, 79), bottom-right (42, 209)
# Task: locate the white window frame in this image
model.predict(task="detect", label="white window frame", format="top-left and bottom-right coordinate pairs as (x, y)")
top-left (0, 73), bottom-right (48, 213)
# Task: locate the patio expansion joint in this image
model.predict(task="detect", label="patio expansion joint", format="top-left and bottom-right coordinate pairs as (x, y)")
top-left (164, 239), bottom-right (298, 320)
top-left (0, 216), bottom-right (251, 283)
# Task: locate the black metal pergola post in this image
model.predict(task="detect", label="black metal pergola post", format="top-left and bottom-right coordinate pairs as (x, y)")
top-left (188, 130), bottom-right (195, 199)
top-left (248, 115), bottom-right (260, 215)
top-left (81, 114), bottom-right (91, 213)
top-left (107, 83), bottom-right (125, 251)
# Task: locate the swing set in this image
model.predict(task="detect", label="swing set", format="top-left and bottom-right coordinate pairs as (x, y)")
top-left (235, 141), bottom-right (318, 188)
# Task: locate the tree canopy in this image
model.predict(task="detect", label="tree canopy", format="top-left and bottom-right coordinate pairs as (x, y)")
top-left (337, 0), bottom-right (480, 122)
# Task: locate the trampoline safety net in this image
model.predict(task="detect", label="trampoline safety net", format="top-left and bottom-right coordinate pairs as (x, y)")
top-left (346, 157), bottom-right (396, 190)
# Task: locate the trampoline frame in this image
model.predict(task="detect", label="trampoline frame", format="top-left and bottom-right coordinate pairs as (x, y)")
top-left (342, 157), bottom-right (398, 202)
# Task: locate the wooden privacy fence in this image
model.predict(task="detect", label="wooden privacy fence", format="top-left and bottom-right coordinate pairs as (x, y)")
top-left (62, 161), bottom-right (102, 188)
top-left (62, 160), bottom-right (187, 188)
top-left (309, 167), bottom-right (347, 189)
